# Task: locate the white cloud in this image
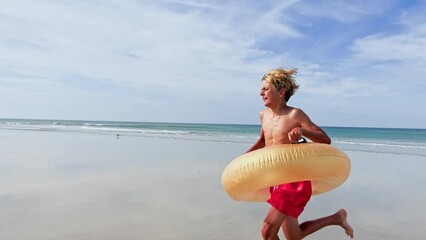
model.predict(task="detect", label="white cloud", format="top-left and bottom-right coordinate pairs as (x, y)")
top-left (351, 24), bottom-right (426, 62)
top-left (0, 0), bottom-right (304, 97)
top-left (347, 16), bottom-right (426, 94)
top-left (0, 0), bottom-right (290, 122)
top-left (300, 76), bottom-right (390, 98)
top-left (251, 0), bottom-right (302, 39)
top-left (161, 0), bottom-right (222, 10)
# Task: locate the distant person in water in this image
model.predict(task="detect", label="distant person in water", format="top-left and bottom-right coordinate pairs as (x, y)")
top-left (245, 68), bottom-right (354, 240)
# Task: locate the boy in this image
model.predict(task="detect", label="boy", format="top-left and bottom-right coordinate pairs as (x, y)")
top-left (246, 68), bottom-right (353, 240)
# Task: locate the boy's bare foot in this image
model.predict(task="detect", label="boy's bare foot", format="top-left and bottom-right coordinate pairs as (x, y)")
top-left (336, 209), bottom-right (354, 238)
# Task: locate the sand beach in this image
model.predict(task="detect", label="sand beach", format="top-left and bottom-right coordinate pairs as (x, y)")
top-left (0, 128), bottom-right (425, 239)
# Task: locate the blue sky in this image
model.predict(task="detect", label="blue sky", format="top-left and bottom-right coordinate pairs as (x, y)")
top-left (1, 0), bottom-right (425, 128)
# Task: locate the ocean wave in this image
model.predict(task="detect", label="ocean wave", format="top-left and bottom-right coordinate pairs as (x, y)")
top-left (80, 126), bottom-right (188, 134)
top-left (334, 140), bottom-right (426, 149)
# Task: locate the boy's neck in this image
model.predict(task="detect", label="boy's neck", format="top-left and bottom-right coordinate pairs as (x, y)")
top-left (268, 102), bottom-right (289, 115)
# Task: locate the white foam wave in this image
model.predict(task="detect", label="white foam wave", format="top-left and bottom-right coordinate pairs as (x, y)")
top-left (334, 140), bottom-right (426, 149)
top-left (80, 126), bottom-right (187, 134)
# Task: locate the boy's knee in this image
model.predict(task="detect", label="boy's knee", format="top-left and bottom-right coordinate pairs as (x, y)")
top-left (283, 230), bottom-right (303, 240)
top-left (261, 221), bottom-right (278, 239)
top-left (261, 222), bottom-right (269, 237)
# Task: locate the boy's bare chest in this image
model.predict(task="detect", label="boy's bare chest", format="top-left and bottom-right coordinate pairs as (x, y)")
top-left (262, 117), bottom-right (297, 144)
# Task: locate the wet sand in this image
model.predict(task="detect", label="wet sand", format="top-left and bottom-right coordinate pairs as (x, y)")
top-left (0, 129), bottom-right (425, 239)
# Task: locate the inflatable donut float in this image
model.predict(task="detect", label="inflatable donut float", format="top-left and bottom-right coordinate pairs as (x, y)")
top-left (221, 143), bottom-right (351, 202)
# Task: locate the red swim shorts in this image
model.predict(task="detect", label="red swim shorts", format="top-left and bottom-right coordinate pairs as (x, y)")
top-left (267, 181), bottom-right (312, 219)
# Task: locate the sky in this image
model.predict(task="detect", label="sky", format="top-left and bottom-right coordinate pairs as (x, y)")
top-left (0, 0), bottom-right (425, 128)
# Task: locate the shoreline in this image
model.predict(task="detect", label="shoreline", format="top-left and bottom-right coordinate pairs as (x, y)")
top-left (2, 117), bottom-right (426, 130)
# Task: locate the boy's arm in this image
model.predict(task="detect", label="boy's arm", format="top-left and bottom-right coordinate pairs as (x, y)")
top-left (288, 109), bottom-right (331, 144)
top-left (246, 111), bottom-right (266, 153)
top-left (246, 129), bottom-right (265, 153)
top-left (299, 125), bottom-right (331, 144)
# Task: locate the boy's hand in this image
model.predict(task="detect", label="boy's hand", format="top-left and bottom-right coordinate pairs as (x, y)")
top-left (288, 127), bottom-right (303, 144)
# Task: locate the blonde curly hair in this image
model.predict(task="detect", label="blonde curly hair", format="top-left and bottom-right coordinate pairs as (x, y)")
top-left (261, 68), bottom-right (299, 102)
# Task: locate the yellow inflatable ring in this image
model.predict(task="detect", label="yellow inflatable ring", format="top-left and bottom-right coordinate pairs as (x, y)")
top-left (221, 143), bottom-right (351, 202)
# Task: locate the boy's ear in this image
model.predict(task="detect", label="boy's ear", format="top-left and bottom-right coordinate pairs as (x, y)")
top-left (279, 88), bottom-right (287, 98)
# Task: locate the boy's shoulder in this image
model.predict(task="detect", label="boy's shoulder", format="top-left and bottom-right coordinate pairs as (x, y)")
top-left (288, 107), bottom-right (307, 117)
top-left (286, 106), bottom-right (304, 113)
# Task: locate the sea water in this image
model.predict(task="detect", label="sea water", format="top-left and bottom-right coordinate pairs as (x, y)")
top-left (1, 118), bottom-right (425, 157)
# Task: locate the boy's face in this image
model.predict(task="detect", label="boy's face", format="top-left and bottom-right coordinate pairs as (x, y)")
top-left (260, 81), bottom-right (285, 107)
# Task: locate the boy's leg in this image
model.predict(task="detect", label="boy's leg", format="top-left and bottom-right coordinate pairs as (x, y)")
top-left (262, 206), bottom-right (287, 240)
top-left (281, 209), bottom-right (354, 239)
top-left (281, 216), bottom-right (303, 240)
